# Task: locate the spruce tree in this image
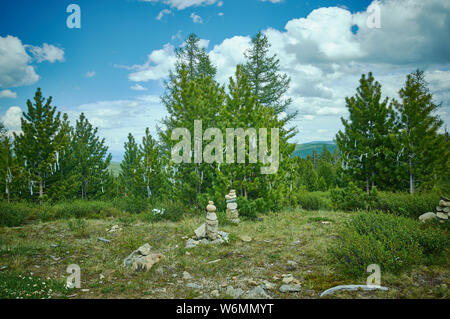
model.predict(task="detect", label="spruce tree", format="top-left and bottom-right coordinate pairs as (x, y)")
top-left (120, 133), bottom-right (142, 198)
top-left (70, 113), bottom-right (112, 199)
top-left (336, 73), bottom-right (396, 193)
top-left (393, 70), bottom-right (448, 193)
top-left (13, 88), bottom-right (67, 201)
top-left (140, 128), bottom-right (164, 199)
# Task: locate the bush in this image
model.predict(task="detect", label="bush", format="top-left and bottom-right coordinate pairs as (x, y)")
top-left (0, 202), bottom-right (33, 227)
top-left (328, 211), bottom-right (448, 277)
top-left (236, 197), bottom-right (259, 220)
top-left (112, 197), bottom-right (148, 214)
top-left (47, 200), bottom-right (121, 219)
top-left (376, 192), bottom-right (440, 218)
top-left (141, 200), bottom-right (186, 222)
top-left (297, 191), bottom-right (331, 210)
top-left (330, 183), bottom-right (375, 211)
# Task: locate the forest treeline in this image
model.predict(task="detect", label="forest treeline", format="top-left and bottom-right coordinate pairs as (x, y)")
top-left (0, 32), bottom-right (449, 213)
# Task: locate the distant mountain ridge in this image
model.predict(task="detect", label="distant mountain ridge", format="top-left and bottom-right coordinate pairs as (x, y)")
top-left (292, 141), bottom-right (337, 158)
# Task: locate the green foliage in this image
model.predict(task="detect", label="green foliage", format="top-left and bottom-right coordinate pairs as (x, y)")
top-left (296, 191), bottom-right (331, 211)
top-left (336, 73), bottom-right (397, 192)
top-left (376, 192), bottom-right (440, 218)
top-left (48, 200), bottom-right (121, 219)
top-left (328, 211), bottom-right (448, 277)
top-left (0, 202), bottom-right (33, 227)
top-left (330, 183), bottom-right (371, 211)
top-left (393, 70), bottom-right (449, 193)
top-left (112, 197), bottom-right (148, 214)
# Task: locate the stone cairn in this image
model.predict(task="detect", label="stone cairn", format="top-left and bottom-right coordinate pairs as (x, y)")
top-left (225, 189), bottom-right (240, 224)
top-left (186, 201), bottom-right (229, 248)
top-left (206, 201), bottom-right (219, 240)
top-left (436, 197), bottom-right (450, 221)
top-left (419, 197), bottom-right (450, 223)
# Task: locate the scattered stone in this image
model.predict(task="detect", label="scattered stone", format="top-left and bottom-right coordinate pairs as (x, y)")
top-left (99, 274), bottom-right (105, 280)
top-left (247, 279), bottom-right (258, 286)
top-left (211, 290), bottom-right (220, 297)
top-left (279, 284), bottom-right (302, 293)
top-left (437, 212), bottom-right (448, 220)
top-left (183, 271), bottom-right (192, 280)
top-left (262, 280), bottom-right (276, 291)
top-left (226, 286), bottom-right (244, 299)
top-left (186, 282), bottom-right (203, 289)
top-left (246, 285), bottom-right (272, 299)
top-left (97, 237), bottom-right (111, 243)
top-left (419, 212), bottom-right (437, 222)
top-left (0, 266), bottom-right (7, 271)
top-left (319, 284), bottom-right (389, 297)
top-left (49, 255), bottom-right (61, 261)
top-left (207, 259), bottom-right (221, 264)
top-left (137, 243), bottom-right (152, 256)
top-left (81, 289), bottom-right (90, 292)
top-left (194, 223), bottom-right (206, 239)
top-left (185, 238), bottom-right (199, 249)
top-left (123, 243), bottom-right (163, 272)
top-left (321, 221), bottom-right (331, 225)
top-left (50, 244), bottom-right (59, 248)
top-left (240, 235), bottom-right (252, 242)
top-left (108, 225), bottom-right (121, 233)
top-left (291, 240), bottom-right (301, 245)
top-left (282, 274), bottom-right (294, 284)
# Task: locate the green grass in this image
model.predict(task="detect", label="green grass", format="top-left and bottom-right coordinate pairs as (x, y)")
top-left (0, 208), bottom-right (448, 299)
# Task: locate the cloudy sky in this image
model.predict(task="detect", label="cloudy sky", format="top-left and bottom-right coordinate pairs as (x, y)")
top-left (1, 0), bottom-right (449, 161)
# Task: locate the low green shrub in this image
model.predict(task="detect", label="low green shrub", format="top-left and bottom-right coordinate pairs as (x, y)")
top-left (48, 200), bottom-right (121, 219)
top-left (141, 200), bottom-right (186, 222)
top-left (376, 192), bottom-right (440, 218)
top-left (297, 191), bottom-right (331, 210)
top-left (112, 197), bottom-right (148, 214)
top-left (0, 202), bottom-right (33, 227)
top-left (330, 183), bottom-right (378, 211)
top-left (328, 211), bottom-right (448, 277)
top-left (236, 197), bottom-right (259, 220)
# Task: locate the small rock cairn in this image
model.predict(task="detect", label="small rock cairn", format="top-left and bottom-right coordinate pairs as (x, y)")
top-left (419, 197), bottom-right (449, 223)
top-left (186, 201), bottom-right (229, 248)
top-left (206, 201), bottom-right (219, 240)
top-left (436, 197), bottom-right (450, 221)
top-left (225, 190), bottom-right (240, 224)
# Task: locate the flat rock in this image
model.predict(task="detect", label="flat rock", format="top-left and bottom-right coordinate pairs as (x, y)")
top-left (319, 284), bottom-right (388, 297)
top-left (183, 271), bottom-right (192, 280)
top-left (133, 253), bottom-right (163, 272)
top-left (226, 286), bottom-right (244, 299)
top-left (185, 238), bottom-right (199, 249)
top-left (279, 284), bottom-right (302, 293)
top-left (246, 286), bottom-right (272, 299)
top-left (97, 237), bottom-right (111, 243)
top-left (186, 282), bottom-right (203, 289)
top-left (137, 243), bottom-right (152, 256)
top-left (418, 212), bottom-right (437, 222)
top-left (194, 223), bottom-right (206, 239)
top-left (240, 235), bottom-right (252, 242)
top-left (436, 212), bottom-right (448, 220)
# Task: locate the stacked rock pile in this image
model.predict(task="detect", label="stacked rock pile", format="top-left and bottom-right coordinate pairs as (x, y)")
top-left (419, 197), bottom-right (449, 223)
top-left (186, 201), bottom-right (229, 248)
top-left (436, 197), bottom-right (450, 221)
top-left (225, 190), bottom-right (240, 224)
top-left (206, 201), bottom-right (219, 240)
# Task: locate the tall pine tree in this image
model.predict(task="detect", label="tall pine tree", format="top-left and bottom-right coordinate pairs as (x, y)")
top-left (393, 70), bottom-right (448, 193)
top-left (336, 73), bottom-right (396, 193)
top-left (14, 88), bottom-right (67, 201)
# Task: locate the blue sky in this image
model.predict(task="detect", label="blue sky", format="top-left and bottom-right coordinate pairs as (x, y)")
top-left (1, 0), bottom-right (449, 161)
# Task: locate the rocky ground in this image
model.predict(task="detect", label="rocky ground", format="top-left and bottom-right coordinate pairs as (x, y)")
top-left (0, 209), bottom-right (448, 299)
